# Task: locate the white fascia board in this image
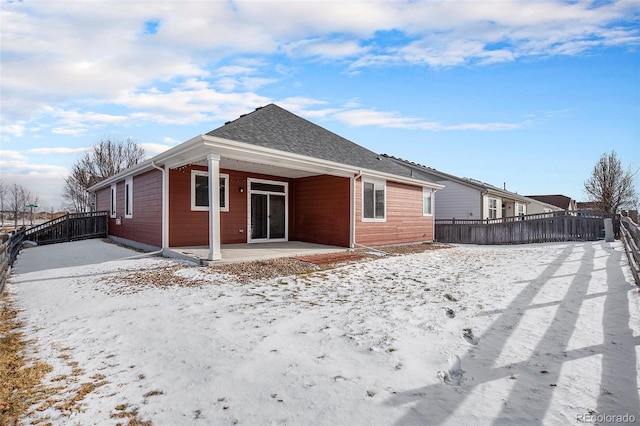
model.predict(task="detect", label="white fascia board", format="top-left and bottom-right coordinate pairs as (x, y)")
top-left (486, 188), bottom-right (531, 204)
top-left (202, 135), bottom-right (358, 177)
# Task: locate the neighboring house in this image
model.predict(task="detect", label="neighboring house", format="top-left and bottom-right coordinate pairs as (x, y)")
top-left (384, 156), bottom-right (531, 221)
top-left (526, 195), bottom-right (578, 212)
top-left (576, 201), bottom-right (602, 211)
top-left (89, 104), bottom-right (443, 261)
top-left (524, 197), bottom-right (563, 215)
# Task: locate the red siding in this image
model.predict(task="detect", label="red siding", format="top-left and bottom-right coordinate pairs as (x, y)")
top-left (168, 166), bottom-right (298, 246)
top-left (294, 175), bottom-right (350, 247)
top-left (96, 187), bottom-right (110, 213)
top-left (355, 178), bottom-right (433, 246)
top-left (97, 170), bottom-right (163, 248)
top-left (99, 166), bottom-right (432, 250)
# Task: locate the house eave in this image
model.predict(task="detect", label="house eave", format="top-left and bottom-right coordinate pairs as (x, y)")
top-left (89, 134), bottom-right (443, 192)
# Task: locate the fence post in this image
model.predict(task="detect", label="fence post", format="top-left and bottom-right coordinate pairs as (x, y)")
top-left (66, 212), bottom-right (70, 242)
top-left (604, 218), bottom-right (614, 242)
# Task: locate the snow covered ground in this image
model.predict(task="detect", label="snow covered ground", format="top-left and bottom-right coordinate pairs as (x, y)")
top-left (7, 239), bottom-right (640, 425)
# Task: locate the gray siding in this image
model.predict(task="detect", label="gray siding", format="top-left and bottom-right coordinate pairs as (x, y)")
top-left (434, 180), bottom-right (482, 220)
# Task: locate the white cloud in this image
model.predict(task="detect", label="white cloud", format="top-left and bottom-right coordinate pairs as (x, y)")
top-left (0, 123), bottom-right (26, 140)
top-left (139, 143), bottom-right (175, 157)
top-left (27, 147), bottom-right (88, 155)
top-left (283, 38), bottom-right (367, 59)
top-left (1, 0), bottom-right (637, 140)
top-left (333, 108), bottom-right (525, 131)
top-left (0, 150), bottom-right (27, 161)
top-left (0, 159), bottom-right (68, 176)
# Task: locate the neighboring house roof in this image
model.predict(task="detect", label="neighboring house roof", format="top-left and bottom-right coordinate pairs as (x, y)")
top-left (524, 196), bottom-right (563, 211)
top-left (383, 155), bottom-right (531, 204)
top-left (90, 104), bottom-right (441, 192)
top-left (526, 195), bottom-right (575, 210)
top-left (577, 201), bottom-right (602, 210)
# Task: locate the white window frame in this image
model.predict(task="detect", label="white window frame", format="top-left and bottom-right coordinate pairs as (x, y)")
top-left (125, 177), bottom-right (133, 218)
top-left (110, 183), bottom-right (117, 218)
top-left (247, 177), bottom-right (289, 243)
top-left (488, 197), bottom-right (498, 219)
top-left (191, 170), bottom-right (229, 212)
top-left (362, 178), bottom-right (386, 221)
top-left (423, 187), bottom-right (433, 216)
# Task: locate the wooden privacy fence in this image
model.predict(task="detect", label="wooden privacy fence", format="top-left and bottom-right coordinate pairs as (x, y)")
top-left (25, 211), bottom-right (109, 246)
top-left (0, 228), bottom-right (25, 295)
top-left (620, 216), bottom-right (640, 285)
top-left (435, 211), bottom-right (616, 245)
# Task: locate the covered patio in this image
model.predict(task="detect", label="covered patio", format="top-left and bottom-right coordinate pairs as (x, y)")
top-left (163, 241), bottom-right (350, 265)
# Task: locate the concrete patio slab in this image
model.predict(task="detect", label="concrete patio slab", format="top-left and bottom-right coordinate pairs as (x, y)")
top-left (163, 241), bottom-right (349, 265)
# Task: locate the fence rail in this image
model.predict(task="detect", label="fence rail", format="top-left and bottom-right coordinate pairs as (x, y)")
top-left (0, 228), bottom-right (25, 295)
top-left (620, 216), bottom-right (640, 285)
top-left (435, 210), bottom-right (616, 245)
top-left (25, 211), bottom-right (108, 245)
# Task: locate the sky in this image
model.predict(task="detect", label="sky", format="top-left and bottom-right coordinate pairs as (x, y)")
top-left (1, 0), bottom-right (639, 211)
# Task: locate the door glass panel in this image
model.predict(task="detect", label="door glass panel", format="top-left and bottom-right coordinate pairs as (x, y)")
top-left (251, 194), bottom-right (268, 239)
top-left (251, 182), bottom-right (285, 193)
top-left (269, 195), bottom-right (286, 239)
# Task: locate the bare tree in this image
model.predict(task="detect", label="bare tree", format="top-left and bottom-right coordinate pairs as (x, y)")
top-left (584, 150), bottom-right (638, 214)
top-left (6, 183), bottom-right (33, 228)
top-left (63, 137), bottom-right (145, 212)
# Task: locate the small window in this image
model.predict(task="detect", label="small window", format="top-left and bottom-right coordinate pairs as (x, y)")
top-left (517, 203), bottom-right (525, 216)
top-left (488, 198), bottom-right (498, 219)
top-left (191, 171), bottom-right (229, 212)
top-left (423, 188), bottom-right (433, 216)
top-left (363, 179), bottom-right (385, 220)
top-left (110, 184), bottom-right (117, 218)
top-left (125, 177), bottom-right (133, 218)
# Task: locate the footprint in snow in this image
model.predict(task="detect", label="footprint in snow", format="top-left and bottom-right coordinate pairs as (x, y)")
top-left (462, 328), bottom-right (478, 345)
top-left (437, 355), bottom-right (465, 386)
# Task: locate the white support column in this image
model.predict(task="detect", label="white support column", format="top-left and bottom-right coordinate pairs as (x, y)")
top-left (207, 153), bottom-right (222, 261)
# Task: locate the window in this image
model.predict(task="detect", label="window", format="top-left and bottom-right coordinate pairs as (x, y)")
top-left (423, 188), bottom-right (433, 216)
top-left (363, 179), bottom-right (385, 220)
top-left (125, 177), bottom-right (133, 218)
top-left (488, 198), bottom-right (498, 219)
top-left (517, 203), bottom-right (525, 216)
top-left (191, 171), bottom-right (229, 212)
top-left (110, 184), bottom-right (116, 218)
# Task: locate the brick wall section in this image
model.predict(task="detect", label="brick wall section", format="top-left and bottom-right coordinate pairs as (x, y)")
top-left (355, 178), bottom-right (433, 246)
top-left (293, 175), bottom-right (351, 247)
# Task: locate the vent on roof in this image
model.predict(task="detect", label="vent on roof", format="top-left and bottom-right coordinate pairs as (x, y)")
top-left (225, 121), bottom-right (231, 125)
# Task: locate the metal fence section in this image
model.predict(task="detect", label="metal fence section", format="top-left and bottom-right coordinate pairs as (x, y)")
top-left (25, 211), bottom-right (108, 246)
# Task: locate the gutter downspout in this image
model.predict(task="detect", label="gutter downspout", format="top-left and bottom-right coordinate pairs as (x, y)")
top-left (152, 161), bottom-right (169, 252)
top-left (349, 170), bottom-right (387, 256)
top-left (432, 188), bottom-right (439, 242)
top-left (350, 170), bottom-right (363, 249)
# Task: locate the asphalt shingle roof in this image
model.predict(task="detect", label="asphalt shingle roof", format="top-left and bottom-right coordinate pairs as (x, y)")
top-left (207, 104), bottom-right (434, 183)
